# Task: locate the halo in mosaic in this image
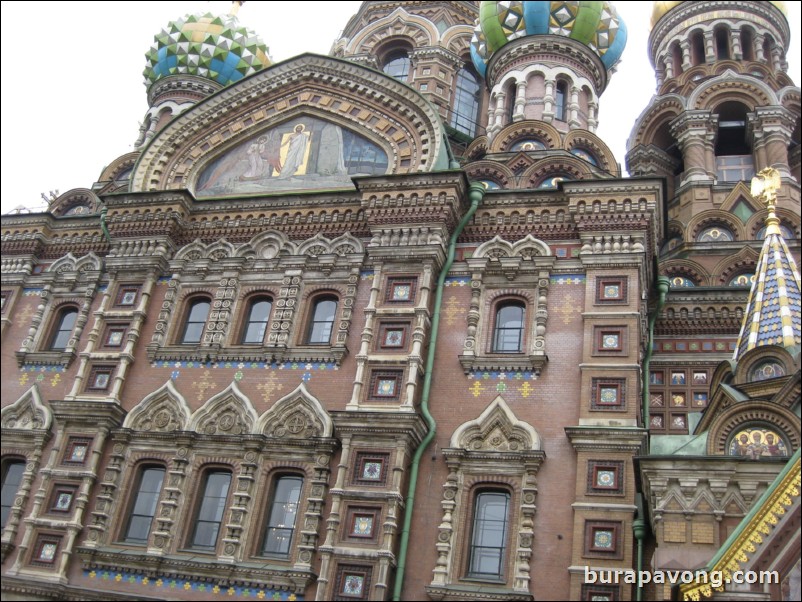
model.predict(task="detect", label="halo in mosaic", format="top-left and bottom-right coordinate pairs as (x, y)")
top-left (143, 12), bottom-right (271, 89)
top-left (472, 2), bottom-right (627, 76)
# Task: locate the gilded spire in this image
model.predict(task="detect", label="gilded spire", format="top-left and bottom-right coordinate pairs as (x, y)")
top-left (733, 168), bottom-right (802, 360)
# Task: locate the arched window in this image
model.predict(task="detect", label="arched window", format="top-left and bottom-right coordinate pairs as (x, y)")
top-left (262, 475), bottom-right (303, 557)
top-left (1, 459), bottom-right (25, 528)
top-left (50, 306), bottom-right (78, 350)
top-left (123, 465), bottom-right (165, 544)
top-left (715, 27), bottom-right (731, 60)
top-left (181, 298), bottom-right (211, 345)
top-left (307, 296), bottom-right (338, 345)
top-left (555, 81), bottom-right (567, 121)
top-left (190, 470), bottom-right (232, 551)
top-left (450, 66), bottom-right (481, 137)
top-left (741, 28), bottom-right (755, 61)
top-left (493, 301), bottom-right (525, 353)
top-left (691, 30), bottom-right (705, 65)
top-left (750, 360), bottom-right (786, 382)
top-left (383, 50), bottom-right (411, 81)
top-left (468, 490), bottom-right (510, 579)
top-left (671, 42), bottom-right (684, 76)
top-left (241, 296), bottom-right (272, 345)
top-left (715, 102), bottom-right (754, 182)
top-left (728, 426), bottom-right (788, 458)
top-left (697, 225), bottom-right (735, 242)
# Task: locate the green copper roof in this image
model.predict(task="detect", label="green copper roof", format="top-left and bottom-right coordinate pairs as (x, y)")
top-left (143, 12), bottom-right (271, 89)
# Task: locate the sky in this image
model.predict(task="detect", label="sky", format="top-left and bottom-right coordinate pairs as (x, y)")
top-left (1, 1), bottom-right (799, 214)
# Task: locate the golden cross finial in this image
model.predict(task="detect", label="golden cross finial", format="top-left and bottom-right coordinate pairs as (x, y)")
top-left (750, 167), bottom-right (782, 237)
top-left (229, 1), bottom-right (245, 16)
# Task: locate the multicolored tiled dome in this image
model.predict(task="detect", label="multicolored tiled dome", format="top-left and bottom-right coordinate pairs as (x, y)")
top-left (471, 1), bottom-right (627, 78)
top-left (651, 1), bottom-right (788, 29)
top-left (144, 11), bottom-right (271, 89)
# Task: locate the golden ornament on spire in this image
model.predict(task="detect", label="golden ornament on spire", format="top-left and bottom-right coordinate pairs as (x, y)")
top-left (750, 168), bottom-right (782, 236)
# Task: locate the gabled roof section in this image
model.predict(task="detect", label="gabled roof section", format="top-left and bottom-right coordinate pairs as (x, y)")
top-left (132, 54), bottom-right (451, 196)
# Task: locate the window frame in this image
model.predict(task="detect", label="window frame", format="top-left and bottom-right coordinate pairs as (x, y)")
top-left (260, 474), bottom-right (304, 559)
top-left (382, 49), bottom-right (411, 82)
top-left (450, 64), bottom-right (482, 137)
top-left (121, 464), bottom-right (166, 546)
top-left (180, 296), bottom-right (212, 346)
top-left (555, 80), bottom-right (568, 121)
top-left (466, 489), bottom-right (511, 581)
top-left (49, 305), bottom-right (79, 351)
top-left (240, 295), bottom-right (273, 346)
top-left (306, 295), bottom-right (339, 346)
top-left (187, 468), bottom-right (233, 553)
top-left (491, 300), bottom-right (526, 354)
top-left (1, 458), bottom-right (26, 528)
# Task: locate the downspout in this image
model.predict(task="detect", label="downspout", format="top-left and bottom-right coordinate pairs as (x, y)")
top-left (392, 181), bottom-right (485, 601)
top-left (99, 204), bottom-right (111, 243)
top-left (636, 275), bottom-right (669, 602)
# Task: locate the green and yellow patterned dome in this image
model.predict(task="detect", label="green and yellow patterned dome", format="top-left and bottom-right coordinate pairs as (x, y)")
top-left (471, 1), bottom-right (627, 78)
top-left (651, 1), bottom-right (788, 28)
top-left (144, 8), bottom-right (271, 89)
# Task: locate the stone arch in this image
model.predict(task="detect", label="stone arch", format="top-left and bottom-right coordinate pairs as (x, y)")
top-left (256, 383), bottom-right (333, 439)
top-left (451, 395), bottom-right (541, 452)
top-left (189, 382), bottom-right (258, 436)
top-left (490, 121), bottom-right (562, 152)
top-left (464, 136), bottom-right (489, 161)
top-left (688, 71), bottom-right (777, 111)
top-left (628, 95), bottom-right (686, 150)
top-left (441, 25), bottom-right (474, 56)
top-left (713, 246), bottom-right (760, 286)
top-left (733, 346), bottom-right (797, 386)
top-left (49, 188), bottom-right (102, 217)
top-left (463, 161), bottom-right (515, 188)
top-left (97, 152), bottom-right (140, 184)
top-left (473, 234), bottom-right (551, 260)
top-left (706, 403), bottom-right (800, 456)
top-left (745, 208), bottom-right (801, 240)
top-left (345, 7), bottom-right (440, 55)
top-left (522, 156), bottom-right (590, 188)
top-left (687, 210), bottom-right (746, 243)
top-left (237, 230), bottom-right (297, 260)
top-left (48, 252), bottom-right (102, 274)
top-left (563, 130), bottom-right (617, 175)
top-left (1, 385), bottom-right (52, 431)
top-left (661, 259), bottom-right (710, 287)
top-left (123, 380), bottom-right (191, 433)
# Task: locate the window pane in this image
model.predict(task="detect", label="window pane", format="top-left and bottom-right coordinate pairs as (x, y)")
top-left (182, 300), bottom-right (210, 344)
top-left (124, 467), bottom-right (165, 544)
top-left (242, 299), bottom-right (271, 344)
top-left (263, 476), bottom-right (303, 556)
top-left (2, 462), bottom-right (25, 527)
top-left (308, 299), bottom-right (337, 344)
top-left (469, 492), bottom-right (510, 578)
top-left (51, 308), bottom-right (78, 350)
top-left (450, 67), bottom-right (481, 136)
top-left (494, 304), bottom-right (524, 352)
top-left (191, 471), bottom-right (231, 550)
top-left (383, 53), bottom-right (410, 81)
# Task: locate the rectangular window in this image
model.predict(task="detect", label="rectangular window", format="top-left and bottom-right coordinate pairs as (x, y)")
top-left (190, 471), bottom-right (232, 551)
top-left (385, 277), bottom-right (417, 304)
top-left (48, 484), bottom-right (79, 514)
top-left (587, 461), bottom-right (624, 495)
top-left (352, 452), bottom-right (390, 486)
top-left (368, 370), bottom-right (403, 401)
top-left (115, 285), bottom-right (141, 308)
top-left (591, 378), bottom-right (626, 411)
top-left (334, 564), bottom-right (373, 600)
top-left (63, 438), bottom-right (92, 465)
top-left (123, 466), bottom-right (165, 545)
top-left (468, 491), bottom-right (510, 580)
top-left (2, 461), bottom-right (25, 527)
top-left (584, 521), bottom-right (623, 559)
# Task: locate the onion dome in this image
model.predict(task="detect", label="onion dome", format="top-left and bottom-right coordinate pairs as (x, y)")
top-left (651, 0), bottom-right (788, 29)
top-left (143, 9), bottom-right (271, 89)
top-left (471, 1), bottom-right (627, 78)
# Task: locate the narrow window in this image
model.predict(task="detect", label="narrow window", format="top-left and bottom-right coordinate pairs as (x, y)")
top-left (190, 470), bottom-right (231, 551)
top-left (181, 298), bottom-right (211, 345)
top-left (493, 302), bottom-right (525, 353)
top-left (307, 297), bottom-right (337, 345)
top-left (450, 66), bottom-right (481, 137)
top-left (241, 297), bottom-right (272, 344)
top-left (123, 466), bottom-right (165, 544)
top-left (50, 307), bottom-right (78, 350)
top-left (1, 460), bottom-right (25, 527)
top-left (262, 475), bottom-right (303, 557)
top-left (468, 491), bottom-right (510, 579)
top-left (555, 81), bottom-right (567, 121)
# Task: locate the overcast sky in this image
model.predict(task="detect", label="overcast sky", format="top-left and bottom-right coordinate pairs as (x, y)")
top-left (1, 1), bottom-right (799, 214)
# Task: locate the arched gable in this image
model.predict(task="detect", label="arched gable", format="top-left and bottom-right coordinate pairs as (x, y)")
top-left (255, 383), bottom-right (333, 439)
top-left (189, 382), bottom-right (258, 436)
top-left (451, 395), bottom-right (542, 452)
top-left (123, 380), bottom-right (192, 433)
top-left (131, 54), bottom-right (450, 196)
top-left (1, 385), bottom-right (52, 431)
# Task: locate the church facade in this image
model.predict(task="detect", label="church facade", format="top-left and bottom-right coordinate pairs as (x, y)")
top-left (1, 2), bottom-right (799, 601)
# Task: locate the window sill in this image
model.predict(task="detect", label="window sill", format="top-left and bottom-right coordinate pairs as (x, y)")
top-left (458, 353), bottom-right (547, 376)
top-left (426, 583), bottom-right (533, 601)
top-left (16, 349), bottom-right (76, 368)
top-left (147, 344), bottom-right (348, 366)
